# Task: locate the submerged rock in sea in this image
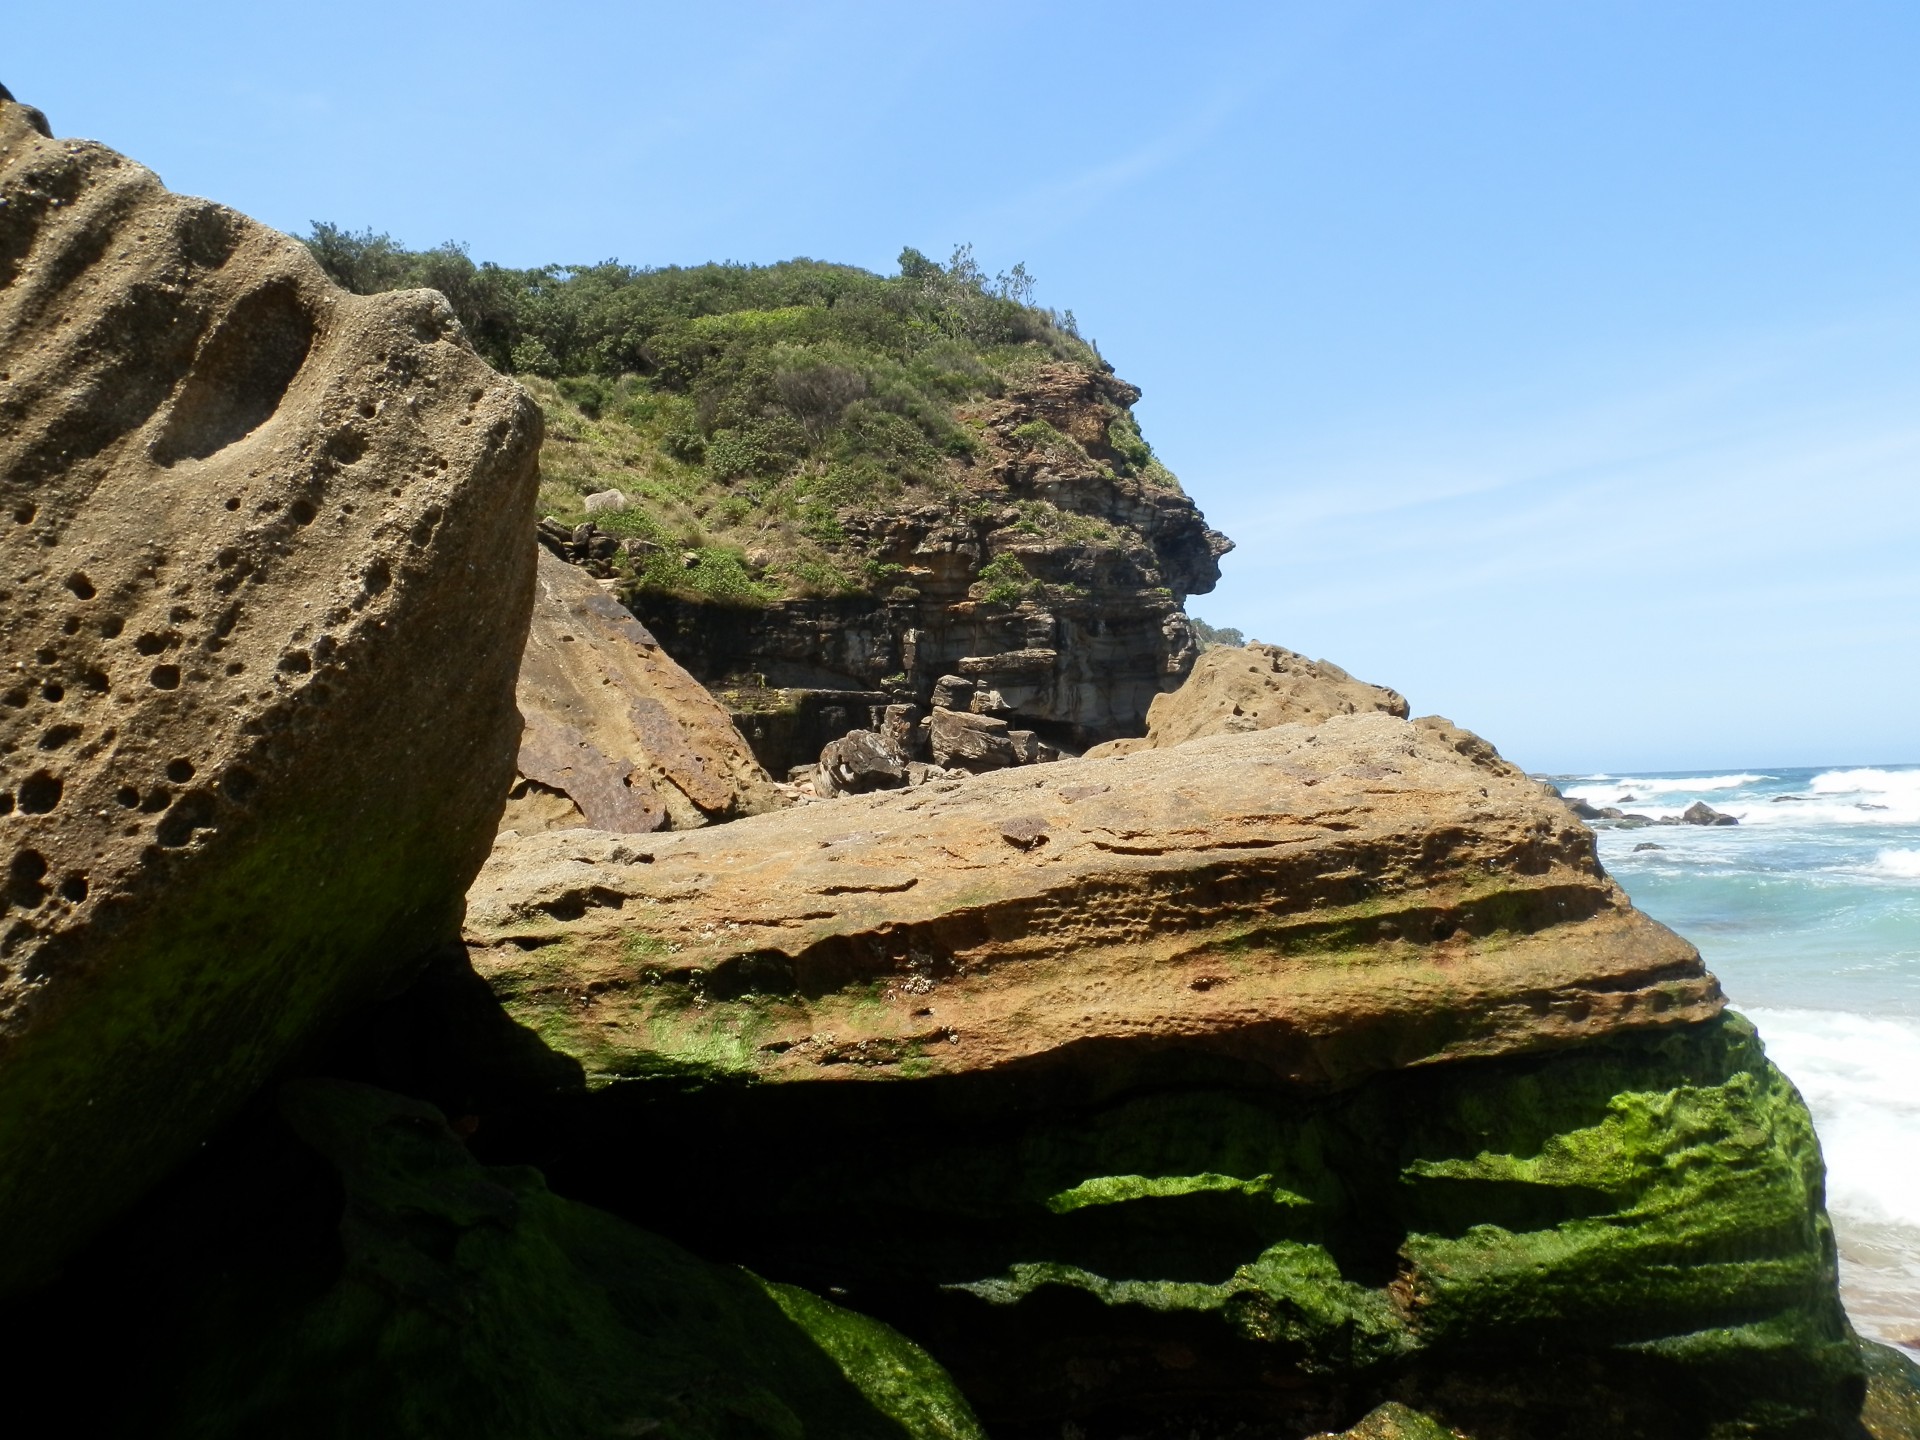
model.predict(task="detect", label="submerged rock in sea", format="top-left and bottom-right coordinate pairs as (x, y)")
top-left (448, 710), bottom-right (1865, 1436)
top-left (507, 546), bottom-right (779, 833)
top-left (0, 93), bottom-right (541, 1289)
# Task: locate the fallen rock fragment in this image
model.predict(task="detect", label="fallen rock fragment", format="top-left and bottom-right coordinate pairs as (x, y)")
top-left (0, 94), bottom-right (542, 1291)
top-left (817, 728), bottom-right (909, 797)
top-left (929, 706), bottom-right (1018, 772)
top-left (506, 547), bottom-right (778, 833)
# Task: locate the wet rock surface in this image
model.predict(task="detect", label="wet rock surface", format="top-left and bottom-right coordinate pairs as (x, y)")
top-left (0, 95), bottom-right (541, 1288)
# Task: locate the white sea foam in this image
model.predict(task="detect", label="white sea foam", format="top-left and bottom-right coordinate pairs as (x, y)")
top-left (1748, 1007), bottom-right (1920, 1352)
top-left (1564, 773), bottom-right (1770, 805)
top-left (1747, 1008), bottom-right (1920, 1228)
top-left (1869, 849), bottom-right (1920, 881)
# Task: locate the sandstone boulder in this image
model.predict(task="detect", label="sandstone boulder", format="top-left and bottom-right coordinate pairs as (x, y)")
top-left (468, 713), bottom-right (1715, 1093)
top-left (0, 95), bottom-right (541, 1290)
top-left (506, 547), bottom-right (778, 834)
top-left (928, 706), bottom-right (1018, 772)
top-left (455, 713), bottom-right (1861, 1434)
top-left (1084, 642), bottom-right (1409, 758)
top-left (817, 728), bottom-right (908, 797)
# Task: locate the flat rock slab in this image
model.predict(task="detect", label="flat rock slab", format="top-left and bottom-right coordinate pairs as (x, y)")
top-left (467, 712), bottom-right (1717, 1097)
top-left (0, 97), bottom-right (540, 1288)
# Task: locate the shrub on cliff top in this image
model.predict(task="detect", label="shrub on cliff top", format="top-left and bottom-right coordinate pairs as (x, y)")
top-left (306, 227), bottom-right (1182, 604)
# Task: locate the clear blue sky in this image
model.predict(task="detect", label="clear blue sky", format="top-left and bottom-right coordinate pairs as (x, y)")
top-left (12, 2), bottom-right (1919, 773)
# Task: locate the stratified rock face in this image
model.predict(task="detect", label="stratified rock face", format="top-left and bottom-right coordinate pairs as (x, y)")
top-left (508, 547), bottom-right (778, 834)
top-left (457, 715), bottom-right (1862, 1437)
top-left (632, 363), bottom-right (1233, 768)
top-left (469, 713), bottom-right (1715, 1091)
top-left (1085, 643), bottom-right (1409, 758)
top-left (0, 97), bottom-right (541, 1289)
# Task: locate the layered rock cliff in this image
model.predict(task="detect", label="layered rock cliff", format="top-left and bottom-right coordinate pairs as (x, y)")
top-left (627, 362), bottom-right (1232, 764)
top-left (0, 93), bottom-right (541, 1289)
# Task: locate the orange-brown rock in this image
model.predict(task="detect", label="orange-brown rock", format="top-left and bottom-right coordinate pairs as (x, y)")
top-left (0, 94), bottom-right (540, 1289)
top-left (1085, 642), bottom-right (1409, 759)
top-left (466, 711), bottom-right (1715, 1094)
top-left (506, 547), bottom-right (779, 834)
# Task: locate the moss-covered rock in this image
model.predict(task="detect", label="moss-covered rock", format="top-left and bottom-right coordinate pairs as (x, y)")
top-left (1861, 1340), bottom-right (1920, 1440)
top-left (440, 1010), bottom-right (1857, 1438)
top-left (1312, 1402), bottom-right (1461, 1440)
top-left (36, 1078), bottom-right (982, 1440)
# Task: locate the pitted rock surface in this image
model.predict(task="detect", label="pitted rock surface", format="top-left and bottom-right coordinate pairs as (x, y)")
top-left (506, 547), bottom-right (778, 834)
top-left (1085, 642), bottom-right (1409, 758)
top-left (467, 712), bottom-right (1718, 1096)
top-left (0, 96), bottom-right (541, 1288)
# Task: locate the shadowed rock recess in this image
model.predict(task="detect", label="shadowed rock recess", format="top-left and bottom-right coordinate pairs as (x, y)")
top-left (0, 96), bottom-right (542, 1287)
top-left (444, 710), bottom-right (1910, 1438)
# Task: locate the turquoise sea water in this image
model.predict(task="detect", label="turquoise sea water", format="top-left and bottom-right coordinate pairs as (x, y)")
top-left (1554, 765), bottom-right (1920, 1357)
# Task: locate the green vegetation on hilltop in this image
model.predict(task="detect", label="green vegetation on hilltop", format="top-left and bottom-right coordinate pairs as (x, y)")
top-left (305, 229), bottom-right (1177, 603)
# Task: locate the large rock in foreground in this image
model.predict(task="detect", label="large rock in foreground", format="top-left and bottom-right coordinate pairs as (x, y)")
top-left (0, 96), bottom-right (541, 1289)
top-left (452, 713), bottom-right (1864, 1435)
top-left (506, 546), bottom-right (779, 834)
top-left (1086, 642), bottom-right (1408, 758)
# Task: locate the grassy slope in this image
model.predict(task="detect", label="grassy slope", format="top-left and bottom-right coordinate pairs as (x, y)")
top-left (305, 231), bottom-right (1184, 606)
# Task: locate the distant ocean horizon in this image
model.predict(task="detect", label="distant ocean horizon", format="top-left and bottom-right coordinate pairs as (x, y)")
top-left (1550, 764), bottom-right (1920, 1358)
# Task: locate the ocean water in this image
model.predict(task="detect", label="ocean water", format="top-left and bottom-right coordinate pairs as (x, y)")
top-left (1553, 766), bottom-right (1920, 1357)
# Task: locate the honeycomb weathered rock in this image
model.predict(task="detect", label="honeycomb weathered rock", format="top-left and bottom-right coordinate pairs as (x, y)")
top-left (0, 94), bottom-right (542, 1289)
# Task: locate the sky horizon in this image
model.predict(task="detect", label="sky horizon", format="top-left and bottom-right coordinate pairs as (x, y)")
top-left (10, 2), bottom-right (1918, 773)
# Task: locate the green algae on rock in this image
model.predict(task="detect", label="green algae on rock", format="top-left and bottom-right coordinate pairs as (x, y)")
top-left (1311, 1402), bottom-right (1461, 1440)
top-left (144, 1080), bottom-right (984, 1440)
top-left (1860, 1340), bottom-right (1920, 1440)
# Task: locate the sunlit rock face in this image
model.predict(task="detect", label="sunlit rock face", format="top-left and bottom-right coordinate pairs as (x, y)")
top-left (0, 93), bottom-right (541, 1290)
